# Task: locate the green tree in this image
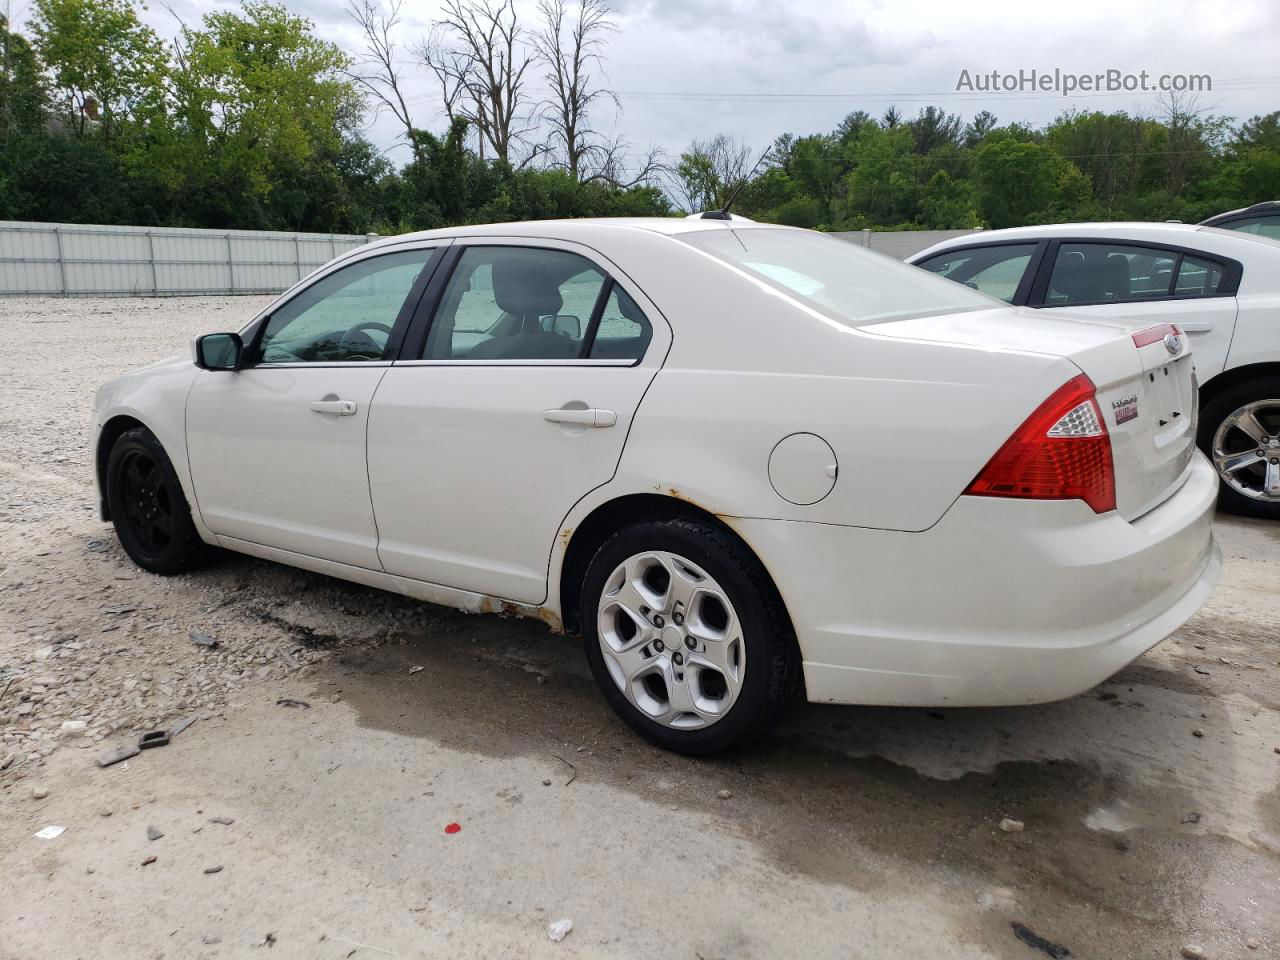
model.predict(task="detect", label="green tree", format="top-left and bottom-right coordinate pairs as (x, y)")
top-left (29, 0), bottom-right (167, 138)
top-left (172, 1), bottom-right (364, 228)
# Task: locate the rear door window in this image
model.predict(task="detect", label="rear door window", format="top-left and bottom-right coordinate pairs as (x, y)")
top-left (1044, 243), bottom-right (1179, 305)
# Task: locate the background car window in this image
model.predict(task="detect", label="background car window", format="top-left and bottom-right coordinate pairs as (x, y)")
top-left (1173, 255), bottom-right (1226, 296)
top-left (588, 286), bottom-right (652, 361)
top-left (1044, 243), bottom-right (1177, 305)
top-left (252, 250), bottom-right (434, 363)
top-left (425, 247), bottom-right (607, 360)
top-left (916, 244), bottom-right (1036, 303)
top-left (1223, 215), bottom-right (1280, 241)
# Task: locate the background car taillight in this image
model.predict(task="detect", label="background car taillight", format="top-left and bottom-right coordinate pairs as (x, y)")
top-left (966, 374), bottom-right (1116, 513)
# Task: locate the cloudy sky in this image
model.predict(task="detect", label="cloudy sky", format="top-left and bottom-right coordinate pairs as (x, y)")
top-left (19, 0), bottom-right (1280, 173)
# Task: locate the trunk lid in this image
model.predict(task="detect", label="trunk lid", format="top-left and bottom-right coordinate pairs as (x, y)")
top-left (865, 307), bottom-right (1198, 521)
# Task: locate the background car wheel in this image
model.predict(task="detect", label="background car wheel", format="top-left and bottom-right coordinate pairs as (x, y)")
top-left (1198, 376), bottom-right (1280, 520)
top-left (106, 426), bottom-right (214, 574)
top-left (579, 518), bottom-right (798, 755)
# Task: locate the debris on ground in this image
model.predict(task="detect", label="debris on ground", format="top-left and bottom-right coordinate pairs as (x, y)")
top-left (60, 720), bottom-right (88, 737)
top-left (209, 816), bottom-right (235, 825)
top-left (444, 823), bottom-right (461, 834)
top-left (1247, 937), bottom-right (1261, 949)
top-left (203, 865), bottom-right (224, 874)
top-left (201, 935), bottom-right (222, 945)
top-left (138, 730), bottom-right (170, 750)
top-left (276, 698), bottom-right (310, 709)
top-left (190, 633), bottom-right (218, 649)
top-left (1182, 812), bottom-right (1201, 824)
top-left (257, 931), bottom-right (277, 947)
top-left (31, 785), bottom-right (49, 800)
top-left (717, 789), bottom-right (733, 800)
top-left (550, 754), bottom-right (577, 785)
top-left (146, 825), bottom-right (164, 841)
top-left (408, 665), bottom-right (424, 674)
top-left (1011, 922), bottom-right (1070, 958)
top-left (34, 825), bottom-right (65, 840)
top-left (168, 715), bottom-right (198, 738)
top-left (141, 855), bottom-right (157, 866)
top-left (1180, 945), bottom-right (1205, 959)
top-left (97, 745), bottom-right (140, 767)
top-left (1192, 729), bottom-right (1205, 737)
top-left (548, 918), bottom-right (573, 943)
top-left (1000, 818), bottom-right (1026, 833)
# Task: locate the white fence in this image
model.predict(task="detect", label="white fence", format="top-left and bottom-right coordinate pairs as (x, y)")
top-left (0, 220), bottom-right (981, 298)
top-left (831, 228), bottom-right (979, 259)
top-left (0, 221), bottom-right (376, 297)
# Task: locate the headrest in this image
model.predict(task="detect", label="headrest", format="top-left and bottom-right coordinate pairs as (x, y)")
top-left (492, 257), bottom-right (562, 318)
top-left (1102, 254), bottom-right (1131, 298)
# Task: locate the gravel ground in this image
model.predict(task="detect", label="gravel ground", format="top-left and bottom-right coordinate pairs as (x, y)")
top-left (1, 295), bottom-right (1279, 960)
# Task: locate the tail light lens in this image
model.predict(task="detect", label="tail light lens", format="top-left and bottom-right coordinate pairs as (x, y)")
top-left (966, 374), bottom-right (1116, 513)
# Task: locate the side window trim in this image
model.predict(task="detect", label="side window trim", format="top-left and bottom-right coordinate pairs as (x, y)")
top-left (401, 242), bottom-right (649, 367)
top-left (243, 245), bottom-right (446, 368)
top-left (1028, 238), bottom-right (1242, 307)
top-left (578, 277), bottom-right (615, 359)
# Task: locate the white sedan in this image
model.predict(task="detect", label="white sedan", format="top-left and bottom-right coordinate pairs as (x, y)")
top-left (93, 216), bottom-right (1221, 753)
top-left (909, 222), bottom-right (1280, 519)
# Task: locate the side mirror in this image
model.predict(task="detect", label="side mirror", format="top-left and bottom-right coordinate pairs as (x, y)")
top-left (546, 314), bottom-right (582, 339)
top-left (193, 332), bottom-right (243, 371)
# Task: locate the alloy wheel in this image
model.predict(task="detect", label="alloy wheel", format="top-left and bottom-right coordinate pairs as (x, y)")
top-left (596, 551), bottom-right (746, 730)
top-left (118, 451), bottom-right (176, 553)
top-left (1212, 399), bottom-right (1280, 503)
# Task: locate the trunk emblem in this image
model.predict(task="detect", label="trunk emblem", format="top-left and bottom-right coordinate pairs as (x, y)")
top-left (1112, 395), bottom-right (1139, 425)
top-left (1164, 333), bottom-right (1183, 355)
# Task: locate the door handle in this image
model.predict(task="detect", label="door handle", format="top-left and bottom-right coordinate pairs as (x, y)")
top-left (310, 399), bottom-right (357, 416)
top-left (543, 407), bottom-right (617, 428)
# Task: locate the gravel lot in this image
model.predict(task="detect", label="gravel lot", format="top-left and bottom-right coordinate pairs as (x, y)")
top-left (2, 295), bottom-right (1279, 959)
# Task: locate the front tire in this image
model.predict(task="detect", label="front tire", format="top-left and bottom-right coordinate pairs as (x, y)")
top-left (106, 427), bottom-right (213, 574)
top-left (580, 518), bottom-right (798, 755)
top-left (1198, 376), bottom-right (1280, 520)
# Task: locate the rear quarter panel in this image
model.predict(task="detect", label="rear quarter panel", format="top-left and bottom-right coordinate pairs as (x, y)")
top-left (596, 235), bottom-right (1079, 533)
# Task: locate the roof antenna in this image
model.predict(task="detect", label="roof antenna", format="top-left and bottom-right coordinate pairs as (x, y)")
top-left (700, 145), bottom-right (773, 220)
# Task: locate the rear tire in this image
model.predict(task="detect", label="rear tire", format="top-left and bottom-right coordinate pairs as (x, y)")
top-left (106, 427), bottom-right (213, 574)
top-left (579, 518), bottom-right (798, 755)
top-left (1198, 377), bottom-right (1280, 520)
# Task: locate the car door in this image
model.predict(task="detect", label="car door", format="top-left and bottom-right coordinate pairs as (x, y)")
top-left (1027, 240), bottom-right (1241, 378)
top-left (912, 241), bottom-right (1044, 304)
top-left (366, 239), bottom-right (671, 603)
top-left (185, 245), bottom-right (443, 569)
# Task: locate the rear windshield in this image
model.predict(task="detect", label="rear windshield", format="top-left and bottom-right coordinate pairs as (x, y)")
top-left (680, 227), bottom-right (997, 326)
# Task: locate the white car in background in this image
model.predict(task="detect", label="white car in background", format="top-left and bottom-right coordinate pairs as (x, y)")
top-left (910, 222), bottom-right (1280, 519)
top-left (93, 217), bottom-right (1220, 753)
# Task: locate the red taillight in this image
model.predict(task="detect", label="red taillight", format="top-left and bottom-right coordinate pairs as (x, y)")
top-left (966, 374), bottom-right (1116, 513)
top-left (1131, 323), bottom-right (1180, 349)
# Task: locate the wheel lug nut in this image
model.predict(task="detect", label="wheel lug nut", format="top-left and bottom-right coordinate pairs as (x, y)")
top-left (672, 652), bottom-right (684, 666)
top-left (685, 636), bottom-right (696, 650)
top-left (653, 640), bottom-right (664, 653)
top-left (673, 612), bottom-right (684, 626)
top-left (653, 615), bottom-right (664, 628)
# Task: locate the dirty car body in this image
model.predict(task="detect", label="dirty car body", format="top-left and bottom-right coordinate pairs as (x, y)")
top-left (93, 216), bottom-right (1222, 753)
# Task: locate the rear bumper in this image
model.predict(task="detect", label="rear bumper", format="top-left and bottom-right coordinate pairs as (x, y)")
top-left (731, 451), bottom-right (1221, 707)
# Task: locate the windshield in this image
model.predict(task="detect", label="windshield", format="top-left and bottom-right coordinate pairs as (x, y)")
top-left (681, 227), bottom-right (998, 326)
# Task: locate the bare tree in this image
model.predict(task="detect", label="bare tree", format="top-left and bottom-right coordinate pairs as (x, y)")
top-left (531, 0), bottom-right (615, 180)
top-left (420, 0), bottom-right (536, 165)
top-left (345, 0), bottom-right (420, 162)
top-left (416, 24), bottom-right (473, 130)
top-left (587, 136), bottom-right (665, 188)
